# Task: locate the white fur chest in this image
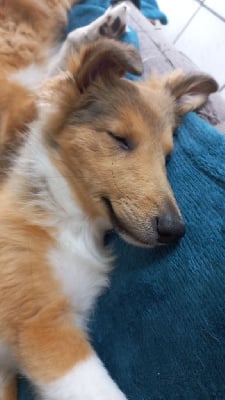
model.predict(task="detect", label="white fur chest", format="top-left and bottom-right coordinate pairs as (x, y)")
top-left (49, 219), bottom-right (113, 328)
top-left (13, 131), bottom-right (113, 328)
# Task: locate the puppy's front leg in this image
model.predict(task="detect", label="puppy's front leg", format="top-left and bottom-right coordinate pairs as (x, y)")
top-left (18, 302), bottom-right (127, 400)
top-left (41, 355), bottom-right (127, 400)
top-left (48, 2), bottom-right (128, 75)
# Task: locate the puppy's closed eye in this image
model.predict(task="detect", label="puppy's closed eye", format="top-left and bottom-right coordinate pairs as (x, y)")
top-left (106, 131), bottom-right (135, 151)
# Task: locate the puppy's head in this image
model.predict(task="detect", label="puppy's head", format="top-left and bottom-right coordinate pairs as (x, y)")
top-left (42, 39), bottom-right (217, 247)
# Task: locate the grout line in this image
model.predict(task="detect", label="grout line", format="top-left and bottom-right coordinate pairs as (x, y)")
top-left (193, 0), bottom-right (225, 23)
top-left (173, 5), bottom-right (202, 44)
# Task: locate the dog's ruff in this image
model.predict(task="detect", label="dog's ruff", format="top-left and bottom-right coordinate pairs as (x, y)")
top-left (13, 122), bottom-right (113, 326)
top-left (0, 1), bottom-right (218, 399)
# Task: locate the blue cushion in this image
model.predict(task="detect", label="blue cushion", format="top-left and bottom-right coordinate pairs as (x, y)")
top-left (141, 0), bottom-right (167, 24)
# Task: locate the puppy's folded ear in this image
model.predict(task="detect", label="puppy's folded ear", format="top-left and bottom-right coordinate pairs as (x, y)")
top-left (165, 71), bottom-right (218, 116)
top-left (68, 38), bottom-right (143, 92)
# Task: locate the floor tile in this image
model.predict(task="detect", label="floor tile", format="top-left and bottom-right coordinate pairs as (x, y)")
top-left (175, 7), bottom-right (225, 86)
top-left (157, 0), bottom-right (201, 43)
top-left (205, 0), bottom-right (225, 19)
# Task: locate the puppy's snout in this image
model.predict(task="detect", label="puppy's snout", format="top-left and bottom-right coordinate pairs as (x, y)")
top-left (156, 207), bottom-right (185, 244)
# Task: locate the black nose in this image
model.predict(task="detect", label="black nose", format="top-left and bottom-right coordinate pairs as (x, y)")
top-left (157, 211), bottom-right (185, 244)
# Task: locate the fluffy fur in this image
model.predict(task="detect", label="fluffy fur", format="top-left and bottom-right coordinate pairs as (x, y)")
top-left (0, 1), bottom-right (218, 399)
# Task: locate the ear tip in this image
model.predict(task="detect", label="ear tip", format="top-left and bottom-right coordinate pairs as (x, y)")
top-left (126, 46), bottom-right (144, 76)
top-left (185, 73), bottom-right (218, 94)
top-left (134, 56), bottom-right (144, 75)
top-left (131, 57), bottom-right (144, 76)
top-left (210, 78), bottom-right (219, 93)
top-left (204, 75), bottom-right (219, 93)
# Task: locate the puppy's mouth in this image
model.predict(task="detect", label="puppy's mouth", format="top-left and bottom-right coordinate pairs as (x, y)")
top-left (101, 196), bottom-right (153, 247)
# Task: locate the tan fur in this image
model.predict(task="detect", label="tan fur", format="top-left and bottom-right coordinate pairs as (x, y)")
top-left (0, 75), bottom-right (37, 149)
top-left (0, 186), bottom-right (91, 384)
top-left (0, 0), bottom-right (218, 397)
top-left (0, 0), bottom-right (79, 177)
top-left (0, 0), bottom-right (77, 72)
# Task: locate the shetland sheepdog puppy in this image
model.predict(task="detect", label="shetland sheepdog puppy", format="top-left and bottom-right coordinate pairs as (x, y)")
top-left (0, 1), bottom-right (218, 399)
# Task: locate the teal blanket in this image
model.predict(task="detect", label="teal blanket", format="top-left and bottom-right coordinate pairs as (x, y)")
top-left (19, 2), bottom-right (225, 400)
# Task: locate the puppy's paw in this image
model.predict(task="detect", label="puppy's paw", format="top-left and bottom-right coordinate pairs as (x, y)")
top-left (99, 2), bottom-right (128, 39)
top-left (40, 355), bottom-right (128, 400)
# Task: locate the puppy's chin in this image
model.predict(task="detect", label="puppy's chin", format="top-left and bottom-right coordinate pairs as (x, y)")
top-left (117, 230), bottom-right (157, 248)
top-left (101, 197), bottom-right (158, 248)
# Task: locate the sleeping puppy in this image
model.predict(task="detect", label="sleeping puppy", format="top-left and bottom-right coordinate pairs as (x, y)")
top-left (0, 1), bottom-right (218, 399)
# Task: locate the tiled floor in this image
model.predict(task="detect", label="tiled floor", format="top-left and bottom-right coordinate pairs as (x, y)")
top-left (157, 0), bottom-right (225, 99)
